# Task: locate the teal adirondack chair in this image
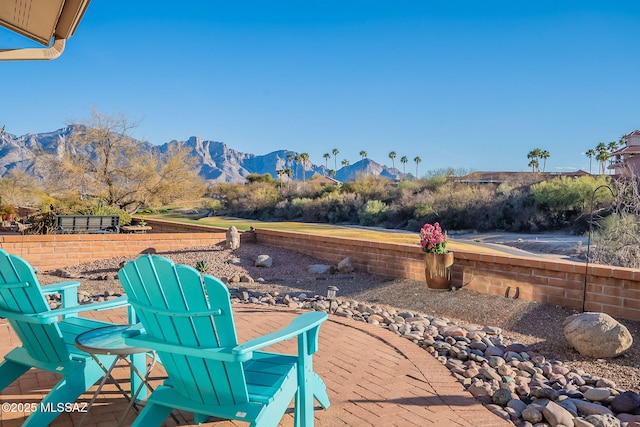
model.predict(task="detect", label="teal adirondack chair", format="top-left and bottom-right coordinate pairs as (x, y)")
top-left (0, 249), bottom-right (131, 426)
top-left (118, 255), bottom-right (330, 427)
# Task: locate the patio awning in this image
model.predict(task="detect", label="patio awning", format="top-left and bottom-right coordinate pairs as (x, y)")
top-left (0, 0), bottom-right (91, 61)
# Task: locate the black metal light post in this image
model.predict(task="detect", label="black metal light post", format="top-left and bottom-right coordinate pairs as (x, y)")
top-left (582, 184), bottom-right (616, 312)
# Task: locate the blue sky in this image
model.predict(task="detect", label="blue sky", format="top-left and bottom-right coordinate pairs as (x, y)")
top-left (2, 1), bottom-right (640, 175)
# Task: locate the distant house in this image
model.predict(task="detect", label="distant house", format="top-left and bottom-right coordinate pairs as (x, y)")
top-left (609, 130), bottom-right (640, 176)
top-left (310, 174), bottom-right (341, 185)
top-left (455, 170), bottom-right (589, 184)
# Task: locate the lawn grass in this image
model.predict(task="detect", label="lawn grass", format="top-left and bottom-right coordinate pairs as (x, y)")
top-left (144, 210), bottom-right (505, 254)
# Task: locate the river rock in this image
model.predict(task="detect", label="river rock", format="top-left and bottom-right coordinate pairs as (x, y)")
top-left (611, 390), bottom-right (640, 413)
top-left (563, 312), bottom-right (633, 358)
top-left (583, 388), bottom-right (611, 402)
top-left (521, 406), bottom-right (543, 424)
top-left (584, 413), bottom-right (620, 427)
top-left (570, 399), bottom-right (614, 417)
top-left (542, 400), bottom-right (575, 427)
top-left (492, 388), bottom-right (513, 406)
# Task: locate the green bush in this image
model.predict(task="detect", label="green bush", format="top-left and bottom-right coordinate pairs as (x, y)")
top-left (358, 200), bottom-right (388, 226)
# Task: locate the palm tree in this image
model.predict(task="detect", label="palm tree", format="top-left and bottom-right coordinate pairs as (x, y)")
top-left (413, 156), bottom-right (422, 178)
top-left (585, 149), bottom-right (596, 174)
top-left (323, 152), bottom-right (331, 174)
top-left (341, 159), bottom-right (350, 182)
top-left (276, 169), bottom-right (284, 190)
top-left (400, 156), bottom-right (408, 175)
top-left (293, 155), bottom-right (301, 180)
top-left (328, 169), bottom-right (336, 178)
top-left (595, 142), bottom-right (608, 175)
top-left (286, 153), bottom-right (294, 170)
top-left (299, 152), bottom-right (310, 183)
top-left (539, 150), bottom-right (550, 172)
top-left (388, 151), bottom-right (396, 170)
top-left (332, 148), bottom-right (339, 172)
top-left (359, 150), bottom-right (367, 175)
top-left (527, 148), bottom-right (542, 172)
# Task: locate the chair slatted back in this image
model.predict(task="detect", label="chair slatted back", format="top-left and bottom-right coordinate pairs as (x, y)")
top-left (118, 255), bottom-right (249, 406)
top-left (0, 250), bottom-right (68, 363)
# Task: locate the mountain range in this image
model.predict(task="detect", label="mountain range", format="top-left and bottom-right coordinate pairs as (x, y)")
top-left (0, 126), bottom-right (407, 183)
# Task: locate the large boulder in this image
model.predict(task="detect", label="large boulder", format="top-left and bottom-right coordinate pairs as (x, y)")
top-left (226, 226), bottom-right (240, 250)
top-left (563, 312), bottom-right (633, 358)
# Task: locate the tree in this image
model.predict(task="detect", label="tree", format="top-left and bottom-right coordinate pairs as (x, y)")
top-left (323, 152), bottom-right (331, 174)
top-left (359, 150), bottom-right (367, 175)
top-left (293, 155), bottom-right (301, 180)
top-left (585, 149), bottom-right (596, 174)
top-left (44, 108), bottom-right (203, 212)
top-left (540, 150), bottom-right (550, 172)
top-left (400, 156), bottom-right (408, 174)
top-left (413, 156), bottom-right (422, 178)
top-left (299, 152), bottom-right (310, 183)
top-left (332, 148), bottom-right (339, 172)
top-left (388, 151), bottom-right (397, 170)
top-left (341, 159), bottom-right (350, 182)
top-left (527, 148), bottom-right (543, 172)
top-left (595, 142), bottom-right (609, 175)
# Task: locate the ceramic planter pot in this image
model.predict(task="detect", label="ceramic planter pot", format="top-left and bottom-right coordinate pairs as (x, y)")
top-left (424, 251), bottom-right (454, 290)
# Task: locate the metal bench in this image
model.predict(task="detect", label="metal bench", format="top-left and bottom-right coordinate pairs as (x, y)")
top-left (55, 215), bottom-right (120, 234)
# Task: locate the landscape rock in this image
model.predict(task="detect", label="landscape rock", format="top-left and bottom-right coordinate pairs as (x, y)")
top-left (308, 264), bottom-right (331, 274)
top-left (254, 255), bottom-right (273, 268)
top-left (542, 400), bottom-right (575, 427)
top-left (337, 257), bottom-right (354, 273)
top-left (584, 414), bottom-right (620, 427)
top-left (610, 391), bottom-right (640, 413)
top-left (226, 226), bottom-right (241, 250)
top-left (563, 312), bottom-right (633, 358)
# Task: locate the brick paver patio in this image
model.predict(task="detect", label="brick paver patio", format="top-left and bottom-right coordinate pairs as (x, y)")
top-left (0, 305), bottom-right (511, 427)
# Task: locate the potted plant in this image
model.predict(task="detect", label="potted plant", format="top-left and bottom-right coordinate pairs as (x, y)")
top-left (2, 205), bottom-right (15, 222)
top-left (419, 222), bottom-right (454, 290)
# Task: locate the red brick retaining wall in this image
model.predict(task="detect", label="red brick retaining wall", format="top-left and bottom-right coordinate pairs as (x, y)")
top-left (1, 221), bottom-right (638, 321)
top-left (254, 228), bottom-right (640, 322)
top-left (0, 232), bottom-right (228, 271)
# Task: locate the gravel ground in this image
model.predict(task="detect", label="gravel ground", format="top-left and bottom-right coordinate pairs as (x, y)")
top-left (39, 241), bottom-right (640, 393)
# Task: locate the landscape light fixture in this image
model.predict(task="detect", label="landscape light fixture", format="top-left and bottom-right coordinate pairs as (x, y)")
top-left (0, 0), bottom-right (91, 61)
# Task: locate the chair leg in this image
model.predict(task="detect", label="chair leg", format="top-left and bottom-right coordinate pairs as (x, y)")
top-left (312, 372), bottom-right (330, 409)
top-left (0, 359), bottom-right (29, 391)
top-left (21, 367), bottom-right (103, 427)
top-left (131, 402), bottom-right (174, 427)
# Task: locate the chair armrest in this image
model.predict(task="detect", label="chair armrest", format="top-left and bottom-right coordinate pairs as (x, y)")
top-left (233, 311), bottom-right (327, 355)
top-left (41, 281), bottom-right (81, 294)
top-left (125, 334), bottom-right (248, 362)
top-left (0, 296), bottom-right (129, 325)
top-left (48, 295), bottom-right (129, 318)
top-left (41, 281), bottom-right (81, 311)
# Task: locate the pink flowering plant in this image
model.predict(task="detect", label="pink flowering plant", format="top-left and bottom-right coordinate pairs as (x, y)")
top-left (419, 222), bottom-right (448, 254)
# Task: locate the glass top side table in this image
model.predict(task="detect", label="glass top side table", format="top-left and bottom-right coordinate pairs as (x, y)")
top-left (75, 324), bottom-right (157, 426)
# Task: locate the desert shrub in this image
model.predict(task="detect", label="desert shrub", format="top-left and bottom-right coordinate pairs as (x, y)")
top-left (326, 192), bottom-right (362, 223)
top-left (531, 175), bottom-right (612, 227)
top-left (226, 182), bottom-right (280, 217)
top-left (245, 173), bottom-right (274, 183)
top-left (342, 175), bottom-right (394, 201)
top-left (591, 213), bottom-right (640, 268)
top-left (358, 200), bottom-right (388, 226)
